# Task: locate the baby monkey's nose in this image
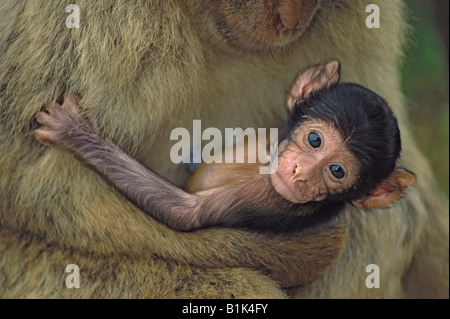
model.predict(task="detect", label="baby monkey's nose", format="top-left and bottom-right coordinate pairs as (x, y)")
top-left (292, 164), bottom-right (308, 181)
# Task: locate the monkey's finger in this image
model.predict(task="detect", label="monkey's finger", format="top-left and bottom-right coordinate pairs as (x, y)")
top-left (44, 101), bottom-right (62, 113)
top-left (64, 93), bottom-right (80, 104)
top-left (63, 93), bottom-right (81, 114)
top-left (34, 128), bottom-right (55, 147)
top-left (36, 111), bottom-right (55, 127)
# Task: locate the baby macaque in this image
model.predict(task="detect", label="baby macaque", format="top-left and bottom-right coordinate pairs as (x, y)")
top-left (34, 61), bottom-right (415, 233)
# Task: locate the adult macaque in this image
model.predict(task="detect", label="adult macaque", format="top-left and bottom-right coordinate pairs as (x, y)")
top-left (0, 1), bottom-right (448, 298)
top-left (35, 62), bottom-right (415, 233)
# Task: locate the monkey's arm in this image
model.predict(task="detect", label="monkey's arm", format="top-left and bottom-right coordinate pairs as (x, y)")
top-left (34, 95), bottom-right (243, 232)
top-left (70, 136), bottom-right (204, 231)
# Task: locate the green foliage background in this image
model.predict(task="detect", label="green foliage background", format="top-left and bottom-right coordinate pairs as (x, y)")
top-left (402, 0), bottom-right (449, 196)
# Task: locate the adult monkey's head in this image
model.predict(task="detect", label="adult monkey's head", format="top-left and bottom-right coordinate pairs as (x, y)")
top-left (194, 0), bottom-right (321, 50)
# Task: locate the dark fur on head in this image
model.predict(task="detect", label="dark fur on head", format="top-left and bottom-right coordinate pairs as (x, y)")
top-left (283, 83), bottom-right (401, 201)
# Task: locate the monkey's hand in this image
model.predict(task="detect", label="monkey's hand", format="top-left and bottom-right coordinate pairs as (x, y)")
top-left (34, 94), bottom-right (95, 149)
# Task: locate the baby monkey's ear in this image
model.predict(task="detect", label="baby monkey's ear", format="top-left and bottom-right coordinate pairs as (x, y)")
top-left (287, 60), bottom-right (341, 111)
top-left (352, 168), bottom-right (416, 209)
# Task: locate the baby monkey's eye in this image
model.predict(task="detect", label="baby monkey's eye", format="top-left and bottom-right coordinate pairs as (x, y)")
top-left (330, 165), bottom-right (345, 179)
top-left (308, 132), bottom-right (321, 148)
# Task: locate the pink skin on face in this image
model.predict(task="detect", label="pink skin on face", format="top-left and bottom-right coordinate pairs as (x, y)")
top-left (270, 121), bottom-right (359, 203)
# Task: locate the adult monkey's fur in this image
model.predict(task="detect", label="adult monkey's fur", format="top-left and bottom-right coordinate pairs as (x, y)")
top-left (0, 0), bottom-right (448, 298)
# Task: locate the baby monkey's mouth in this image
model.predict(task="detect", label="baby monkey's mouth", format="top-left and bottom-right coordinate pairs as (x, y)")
top-left (271, 170), bottom-right (328, 204)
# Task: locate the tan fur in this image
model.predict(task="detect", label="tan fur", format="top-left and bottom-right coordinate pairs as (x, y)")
top-left (0, 0), bottom-right (448, 298)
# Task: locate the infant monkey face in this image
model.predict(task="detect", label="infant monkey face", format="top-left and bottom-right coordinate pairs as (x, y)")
top-left (271, 121), bottom-right (358, 203)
